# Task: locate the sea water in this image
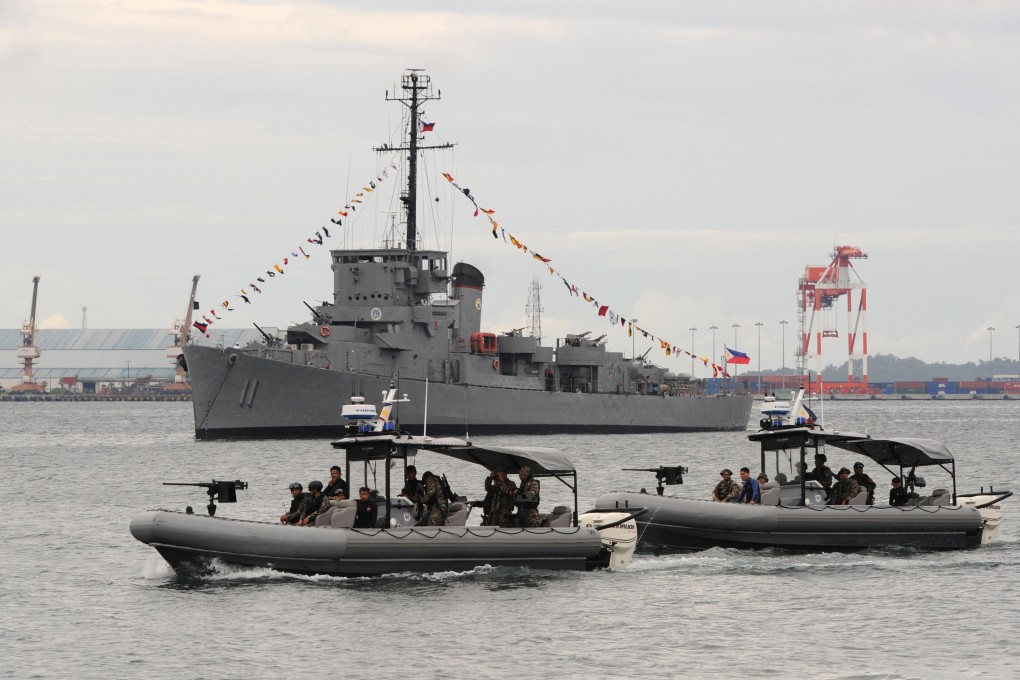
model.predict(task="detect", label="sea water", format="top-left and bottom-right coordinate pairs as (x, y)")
top-left (1, 400), bottom-right (1017, 679)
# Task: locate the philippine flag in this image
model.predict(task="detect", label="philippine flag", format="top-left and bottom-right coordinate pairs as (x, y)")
top-left (725, 347), bottom-right (751, 364)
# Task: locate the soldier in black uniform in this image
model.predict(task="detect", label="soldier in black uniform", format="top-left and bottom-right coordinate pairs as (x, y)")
top-left (889, 477), bottom-right (909, 506)
top-left (322, 465), bottom-right (349, 500)
top-left (279, 482), bottom-right (306, 524)
top-left (353, 487), bottom-right (376, 528)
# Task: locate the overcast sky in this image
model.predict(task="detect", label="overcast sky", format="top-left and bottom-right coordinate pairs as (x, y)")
top-left (2, 1), bottom-right (1019, 376)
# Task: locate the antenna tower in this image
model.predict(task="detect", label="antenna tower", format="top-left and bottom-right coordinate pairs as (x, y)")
top-left (81, 306), bottom-right (87, 329)
top-left (526, 277), bottom-right (543, 340)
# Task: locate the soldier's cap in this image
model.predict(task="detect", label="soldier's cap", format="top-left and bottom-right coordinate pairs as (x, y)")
top-left (720, 469), bottom-right (733, 476)
top-left (308, 480), bottom-right (323, 491)
top-left (854, 462), bottom-right (864, 469)
top-left (838, 467), bottom-right (851, 475)
top-left (288, 482), bottom-right (303, 490)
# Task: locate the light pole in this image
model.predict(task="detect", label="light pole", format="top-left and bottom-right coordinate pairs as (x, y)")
top-left (779, 320), bottom-right (788, 392)
top-left (126, 360), bottom-right (131, 384)
top-left (987, 326), bottom-right (995, 391)
top-left (710, 326), bottom-right (718, 375)
top-left (1016, 324), bottom-right (1019, 378)
top-left (732, 323), bottom-right (740, 382)
top-left (689, 326), bottom-right (697, 377)
top-left (630, 318), bottom-right (638, 360)
top-left (755, 321), bottom-right (764, 395)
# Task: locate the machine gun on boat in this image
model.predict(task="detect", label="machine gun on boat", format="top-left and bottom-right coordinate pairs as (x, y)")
top-left (162, 480), bottom-right (248, 516)
top-left (622, 466), bottom-right (688, 496)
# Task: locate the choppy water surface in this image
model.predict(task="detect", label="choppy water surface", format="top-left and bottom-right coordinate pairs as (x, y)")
top-left (2, 400), bottom-right (1017, 679)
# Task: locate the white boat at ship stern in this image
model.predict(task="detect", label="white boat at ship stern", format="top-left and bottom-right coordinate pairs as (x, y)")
top-left (578, 510), bottom-right (639, 570)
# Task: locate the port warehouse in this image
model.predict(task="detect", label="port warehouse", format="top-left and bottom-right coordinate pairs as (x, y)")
top-left (0, 328), bottom-right (273, 392)
top-left (4, 328), bottom-right (1017, 396)
top-left (705, 374), bottom-right (1020, 396)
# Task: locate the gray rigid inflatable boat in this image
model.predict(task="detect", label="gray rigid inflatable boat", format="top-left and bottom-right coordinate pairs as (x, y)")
top-left (130, 511), bottom-right (607, 576)
top-left (595, 491), bottom-right (986, 551)
top-left (130, 427), bottom-right (639, 576)
top-left (595, 425), bottom-right (1009, 552)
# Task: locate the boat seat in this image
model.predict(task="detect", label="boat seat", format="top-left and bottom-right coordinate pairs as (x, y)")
top-left (759, 482), bottom-right (781, 506)
top-left (329, 499), bottom-right (359, 529)
top-left (542, 505), bottom-right (572, 527)
top-left (917, 489), bottom-right (951, 507)
top-left (849, 489), bottom-right (868, 506)
top-left (444, 502), bottom-right (469, 526)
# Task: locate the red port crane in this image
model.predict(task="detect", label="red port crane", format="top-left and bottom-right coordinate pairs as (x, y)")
top-left (796, 246), bottom-right (869, 394)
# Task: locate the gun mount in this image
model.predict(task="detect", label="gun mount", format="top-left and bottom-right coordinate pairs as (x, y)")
top-left (163, 480), bottom-right (248, 516)
top-left (622, 466), bottom-right (688, 496)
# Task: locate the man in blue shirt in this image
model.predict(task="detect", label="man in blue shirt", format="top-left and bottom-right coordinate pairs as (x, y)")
top-left (735, 467), bottom-right (761, 504)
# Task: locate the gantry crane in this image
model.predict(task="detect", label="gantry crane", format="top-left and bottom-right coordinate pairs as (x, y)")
top-left (796, 246), bottom-right (869, 393)
top-left (166, 275), bottom-right (201, 384)
top-left (16, 276), bottom-right (43, 392)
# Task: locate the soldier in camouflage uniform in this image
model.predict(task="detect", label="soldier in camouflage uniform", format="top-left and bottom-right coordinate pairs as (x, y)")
top-left (419, 471), bottom-right (449, 526)
top-left (829, 468), bottom-right (860, 505)
top-left (515, 466), bottom-right (541, 528)
top-left (712, 469), bottom-right (740, 502)
top-left (298, 480), bottom-right (325, 525)
top-left (279, 482), bottom-right (307, 524)
top-left (484, 469), bottom-right (518, 527)
top-left (812, 453), bottom-right (835, 497)
top-left (850, 462), bottom-right (877, 504)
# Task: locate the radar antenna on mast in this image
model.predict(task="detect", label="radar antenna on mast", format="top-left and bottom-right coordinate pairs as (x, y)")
top-left (374, 70), bottom-right (454, 252)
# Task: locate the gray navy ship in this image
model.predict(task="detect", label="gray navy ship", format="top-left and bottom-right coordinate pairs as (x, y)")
top-left (181, 71), bottom-right (752, 439)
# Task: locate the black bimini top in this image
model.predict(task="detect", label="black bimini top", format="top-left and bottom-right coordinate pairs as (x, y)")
top-left (827, 437), bottom-right (955, 468)
top-left (333, 434), bottom-right (576, 476)
top-left (747, 427), bottom-right (871, 452)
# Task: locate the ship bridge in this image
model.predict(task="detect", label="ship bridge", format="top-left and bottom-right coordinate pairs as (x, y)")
top-left (330, 247), bottom-right (449, 308)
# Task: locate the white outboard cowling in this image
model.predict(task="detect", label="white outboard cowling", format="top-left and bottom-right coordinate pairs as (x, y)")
top-left (578, 510), bottom-right (639, 570)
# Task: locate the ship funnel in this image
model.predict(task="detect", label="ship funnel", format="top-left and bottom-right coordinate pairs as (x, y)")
top-left (451, 262), bottom-right (485, 338)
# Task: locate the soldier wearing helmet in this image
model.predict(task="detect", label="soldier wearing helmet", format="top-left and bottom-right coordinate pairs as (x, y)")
top-left (280, 482), bottom-right (307, 524)
top-left (298, 480), bottom-right (325, 525)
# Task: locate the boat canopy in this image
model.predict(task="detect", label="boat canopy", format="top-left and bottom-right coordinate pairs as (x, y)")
top-left (333, 434), bottom-right (576, 475)
top-left (827, 437), bottom-right (955, 467)
top-left (428, 444), bottom-right (575, 476)
top-left (747, 427), bottom-right (870, 451)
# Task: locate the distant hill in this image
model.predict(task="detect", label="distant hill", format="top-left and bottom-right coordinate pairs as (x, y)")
top-left (755, 354), bottom-right (1020, 383)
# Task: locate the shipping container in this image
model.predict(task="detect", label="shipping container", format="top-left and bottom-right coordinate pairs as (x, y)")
top-left (895, 381), bottom-right (926, 390)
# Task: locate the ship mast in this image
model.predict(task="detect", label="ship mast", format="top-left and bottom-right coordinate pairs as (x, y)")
top-left (376, 70), bottom-right (453, 252)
